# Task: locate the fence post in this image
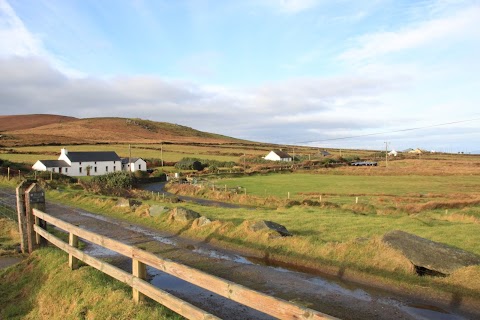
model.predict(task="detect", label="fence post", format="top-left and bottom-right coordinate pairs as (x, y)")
top-left (355, 197), bottom-right (359, 204)
top-left (132, 258), bottom-right (147, 303)
top-left (24, 183), bottom-right (46, 253)
top-left (69, 232), bottom-right (79, 270)
top-left (16, 181), bottom-right (30, 253)
top-left (7, 167), bottom-right (10, 180)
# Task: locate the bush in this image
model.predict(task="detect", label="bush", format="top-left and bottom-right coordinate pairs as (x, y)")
top-left (82, 172), bottom-right (135, 195)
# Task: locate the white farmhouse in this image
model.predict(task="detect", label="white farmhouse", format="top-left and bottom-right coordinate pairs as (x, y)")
top-left (33, 148), bottom-right (127, 176)
top-left (264, 149), bottom-right (292, 162)
top-left (121, 157), bottom-right (147, 173)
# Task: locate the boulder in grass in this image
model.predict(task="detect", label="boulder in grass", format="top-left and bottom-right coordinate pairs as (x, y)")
top-left (170, 207), bottom-right (200, 222)
top-left (382, 230), bottom-right (480, 276)
top-left (148, 205), bottom-right (169, 217)
top-left (248, 220), bottom-right (292, 237)
top-left (192, 216), bottom-right (213, 228)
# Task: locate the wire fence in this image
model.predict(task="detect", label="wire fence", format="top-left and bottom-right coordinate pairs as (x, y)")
top-left (0, 189), bottom-right (17, 222)
top-left (0, 167), bottom-right (24, 180)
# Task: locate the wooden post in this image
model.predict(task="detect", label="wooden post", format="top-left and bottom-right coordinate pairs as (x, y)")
top-left (16, 181), bottom-right (30, 253)
top-left (7, 167), bottom-right (10, 180)
top-left (25, 183), bottom-right (46, 253)
top-left (69, 232), bottom-right (79, 270)
top-left (288, 192), bottom-right (290, 199)
top-left (319, 195), bottom-right (322, 203)
top-left (132, 258), bottom-right (147, 303)
top-left (244, 188), bottom-right (247, 195)
top-left (355, 197), bottom-right (359, 204)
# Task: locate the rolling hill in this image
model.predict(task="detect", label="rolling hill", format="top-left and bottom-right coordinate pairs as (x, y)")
top-left (0, 115), bottom-right (245, 146)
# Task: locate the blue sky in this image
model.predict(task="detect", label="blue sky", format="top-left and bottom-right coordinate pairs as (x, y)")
top-left (1, 0), bottom-right (479, 152)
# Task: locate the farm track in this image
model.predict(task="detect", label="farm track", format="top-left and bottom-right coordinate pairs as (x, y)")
top-left (0, 187), bottom-right (477, 320)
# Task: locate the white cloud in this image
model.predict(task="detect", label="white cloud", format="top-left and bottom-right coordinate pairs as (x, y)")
top-left (339, 5), bottom-right (480, 63)
top-left (0, 0), bottom-right (44, 57)
top-left (257, 0), bottom-right (320, 14)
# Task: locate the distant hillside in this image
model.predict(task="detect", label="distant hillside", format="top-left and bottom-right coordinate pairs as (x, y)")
top-left (0, 114), bottom-right (77, 132)
top-left (0, 115), bottom-right (245, 146)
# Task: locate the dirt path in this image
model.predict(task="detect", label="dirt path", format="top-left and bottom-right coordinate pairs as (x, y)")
top-left (0, 188), bottom-right (477, 319)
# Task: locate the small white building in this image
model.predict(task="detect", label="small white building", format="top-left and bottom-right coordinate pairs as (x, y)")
top-left (32, 148), bottom-right (144, 176)
top-left (121, 157), bottom-right (147, 172)
top-left (264, 149), bottom-right (292, 162)
top-left (388, 149), bottom-right (398, 157)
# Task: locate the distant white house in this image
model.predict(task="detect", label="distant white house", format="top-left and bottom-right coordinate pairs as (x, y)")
top-left (264, 149), bottom-right (292, 162)
top-left (388, 149), bottom-right (398, 157)
top-left (32, 148), bottom-right (146, 176)
top-left (121, 157), bottom-right (147, 173)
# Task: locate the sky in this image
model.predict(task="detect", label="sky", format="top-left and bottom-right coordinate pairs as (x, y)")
top-left (1, 0), bottom-right (479, 152)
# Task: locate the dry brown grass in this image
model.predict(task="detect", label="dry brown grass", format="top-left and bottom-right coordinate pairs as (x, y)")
top-left (2, 116), bottom-right (241, 146)
top-left (0, 114), bottom-right (77, 132)
top-left (402, 198), bottom-right (480, 214)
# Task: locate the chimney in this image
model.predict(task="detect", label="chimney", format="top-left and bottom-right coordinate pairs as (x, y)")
top-left (61, 148), bottom-right (68, 156)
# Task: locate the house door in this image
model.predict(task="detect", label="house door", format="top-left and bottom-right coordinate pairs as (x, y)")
top-left (59, 168), bottom-right (62, 173)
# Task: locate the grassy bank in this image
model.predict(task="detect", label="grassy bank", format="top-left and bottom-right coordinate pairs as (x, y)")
top-left (42, 184), bottom-right (480, 302)
top-left (0, 214), bottom-right (181, 319)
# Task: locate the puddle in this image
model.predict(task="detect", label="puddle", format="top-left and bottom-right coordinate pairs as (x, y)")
top-left (124, 225), bottom-right (177, 246)
top-left (82, 240), bottom-right (120, 257)
top-left (147, 266), bottom-right (275, 320)
top-left (306, 277), bottom-right (372, 302)
top-left (192, 247), bottom-right (253, 265)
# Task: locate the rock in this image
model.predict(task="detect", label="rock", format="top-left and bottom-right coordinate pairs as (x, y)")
top-left (115, 198), bottom-right (141, 209)
top-left (193, 216), bottom-right (213, 228)
top-left (170, 207), bottom-right (200, 222)
top-left (197, 216), bottom-right (212, 227)
top-left (382, 230), bottom-right (480, 275)
top-left (148, 205), bottom-right (169, 217)
top-left (248, 220), bottom-right (292, 237)
top-left (115, 198), bottom-right (131, 208)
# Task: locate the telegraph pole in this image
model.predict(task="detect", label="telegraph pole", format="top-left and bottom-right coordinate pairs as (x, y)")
top-left (160, 142), bottom-right (164, 167)
top-left (384, 142), bottom-right (389, 168)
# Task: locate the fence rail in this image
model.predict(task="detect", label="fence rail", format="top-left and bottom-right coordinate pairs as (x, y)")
top-left (32, 208), bottom-right (337, 320)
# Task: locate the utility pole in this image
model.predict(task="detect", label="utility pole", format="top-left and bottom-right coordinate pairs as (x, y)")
top-left (384, 141), bottom-right (389, 168)
top-left (129, 144), bottom-right (132, 176)
top-left (160, 142), bottom-right (164, 167)
top-left (243, 153), bottom-right (246, 173)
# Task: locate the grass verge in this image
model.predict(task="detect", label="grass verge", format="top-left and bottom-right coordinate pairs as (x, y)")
top-left (0, 213), bottom-right (182, 319)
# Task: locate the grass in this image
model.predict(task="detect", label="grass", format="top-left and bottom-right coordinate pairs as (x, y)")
top-left (0, 248), bottom-right (182, 320)
top-left (41, 184), bottom-right (480, 302)
top-left (0, 215), bottom-right (181, 320)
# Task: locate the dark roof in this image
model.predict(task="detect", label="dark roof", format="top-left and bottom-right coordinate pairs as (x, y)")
top-left (66, 151), bottom-right (121, 162)
top-left (121, 157), bottom-right (142, 164)
top-left (316, 151), bottom-right (331, 157)
top-left (272, 149), bottom-right (292, 158)
top-left (38, 160), bottom-right (70, 168)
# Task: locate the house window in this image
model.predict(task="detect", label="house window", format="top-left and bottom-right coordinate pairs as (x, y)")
top-left (65, 168), bottom-right (68, 173)
top-left (113, 166), bottom-right (116, 171)
top-left (94, 167), bottom-right (97, 173)
top-left (52, 168), bottom-right (55, 172)
top-left (95, 161), bottom-right (97, 164)
top-left (79, 162), bottom-right (82, 165)
top-left (106, 166), bottom-right (108, 172)
top-left (79, 167), bottom-right (82, 174)
top-left (138, 164), bottom-right (141, 170)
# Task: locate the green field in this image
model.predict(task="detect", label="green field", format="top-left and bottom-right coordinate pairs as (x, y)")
top-left (217, 173), bottom-right (480, 197)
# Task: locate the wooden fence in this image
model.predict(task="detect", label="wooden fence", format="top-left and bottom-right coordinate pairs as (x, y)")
top-left (17, 182), bottom-right (338, 320)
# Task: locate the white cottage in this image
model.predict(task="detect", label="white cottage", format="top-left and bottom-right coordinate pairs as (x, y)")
top-left (264, 149), bottom-right (292, 162)
top-left (33, 148), bottom-right (123, 176)
top-left (121, 157), bottom-right (147, 172)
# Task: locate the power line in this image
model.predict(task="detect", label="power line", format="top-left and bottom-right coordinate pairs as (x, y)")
top-left (296, 117), bottom-right (480, 144)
